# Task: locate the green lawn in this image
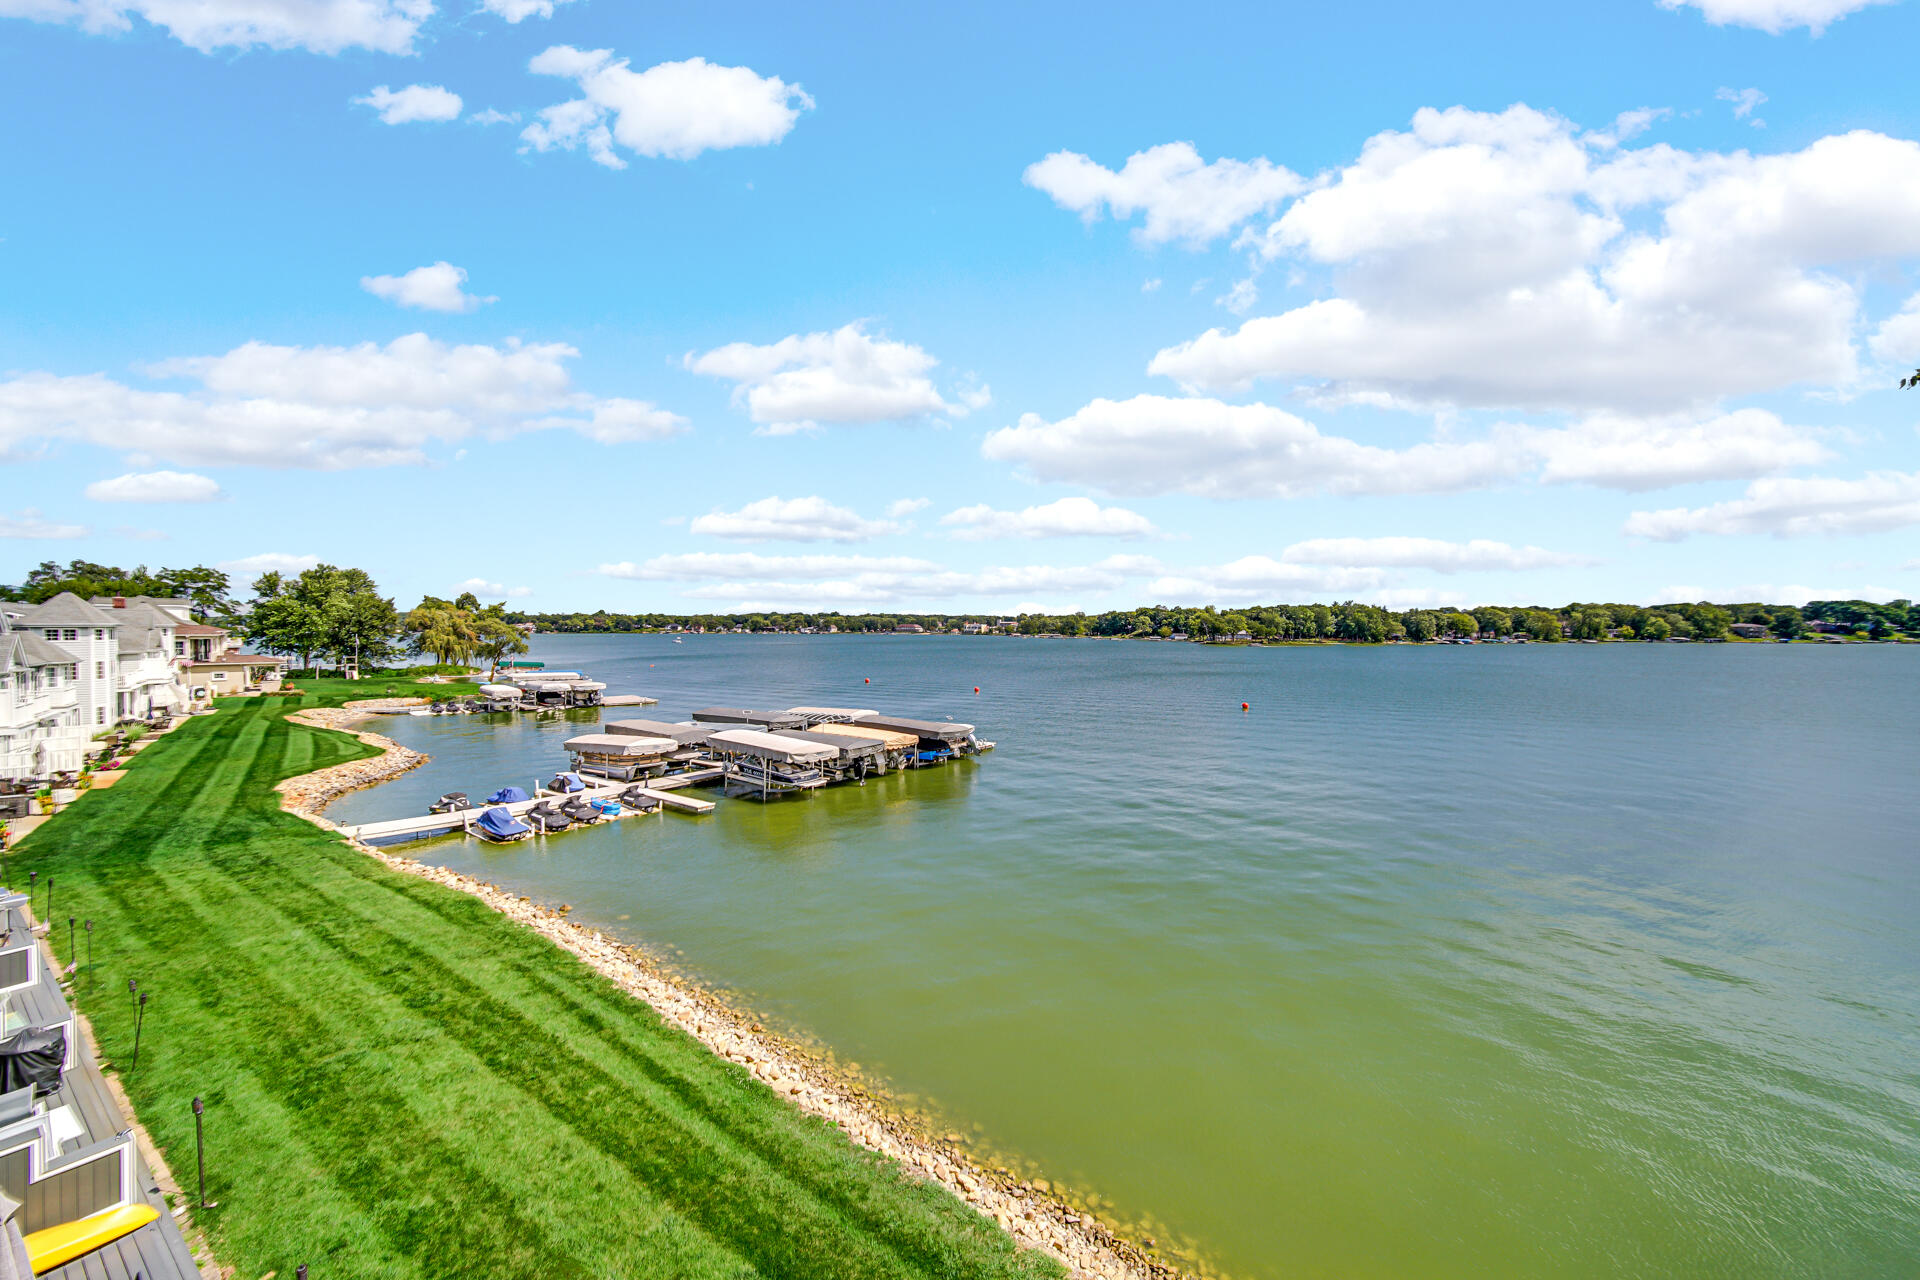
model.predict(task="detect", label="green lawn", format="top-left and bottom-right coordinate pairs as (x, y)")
top-left (18, 694), bottom-right (1058, 1280)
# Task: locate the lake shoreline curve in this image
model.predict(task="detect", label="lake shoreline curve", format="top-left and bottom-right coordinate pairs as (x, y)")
top-left (278, 701), bottom-right (1187, 1280)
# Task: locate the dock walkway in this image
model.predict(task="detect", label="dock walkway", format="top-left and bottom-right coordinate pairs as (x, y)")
top-left (339, 768), bottom-right (722, 844)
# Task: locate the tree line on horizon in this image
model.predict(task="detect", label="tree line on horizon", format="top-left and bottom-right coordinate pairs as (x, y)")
top-left (4, 560), bottom-right (1913, 653)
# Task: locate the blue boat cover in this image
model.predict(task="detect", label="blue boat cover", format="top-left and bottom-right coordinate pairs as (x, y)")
top-left (475, 806), bottom-right (530, 837)
top-left (552, 773), bottom-right (586, 793)
top-left (486, 786), bottom-right (530, 804)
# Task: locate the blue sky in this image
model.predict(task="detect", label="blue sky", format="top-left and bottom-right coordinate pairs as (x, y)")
top-left (3, 0), bottom-right (1918, 614)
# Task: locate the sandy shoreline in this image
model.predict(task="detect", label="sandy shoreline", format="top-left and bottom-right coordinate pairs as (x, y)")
top-left (277, 700), bottom-right (1190, 1280)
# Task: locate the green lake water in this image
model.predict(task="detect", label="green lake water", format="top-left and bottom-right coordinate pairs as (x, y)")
top-left (325, 636), bottom-right (1920, 1279)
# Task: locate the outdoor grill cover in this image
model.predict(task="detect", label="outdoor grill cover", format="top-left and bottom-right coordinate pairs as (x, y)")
top-left (0, 1028), bottom-right (64, 1097)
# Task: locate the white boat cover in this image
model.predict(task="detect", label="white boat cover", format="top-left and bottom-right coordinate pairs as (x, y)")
top-left (564, 734), bottom-right (678, 755)
top-left (705, 728), bottom-right (838, 763)
top-left (605, 719), bottom-right (712, 745)
top-left (571, 681), bottom-right (607, 692)
top-left (776, 730), bottom-right (884, 759)
top-left (478, 684), bottom-right (521, 696)
top-left (786, 706), bottom-right (879, 722)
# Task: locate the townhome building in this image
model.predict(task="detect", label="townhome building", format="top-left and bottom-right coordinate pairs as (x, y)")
top-left (5, 593), bottom-right (120, 731)
top-left (86, 597), bottom-right (190, 721)
top-left (0, 610), bottom-right (85, 779)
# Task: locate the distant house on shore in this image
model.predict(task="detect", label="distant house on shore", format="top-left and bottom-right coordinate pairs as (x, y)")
top-left (894, 623), bottom-right (925, 634)
top-left (962, 622), bottom-right (990, 634)
top-left (1729, 622), bottom-right (1770, 639)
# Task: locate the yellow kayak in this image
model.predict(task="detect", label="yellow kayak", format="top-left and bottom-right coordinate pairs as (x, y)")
top-left (24, 1202), bottom-right (160, 1274)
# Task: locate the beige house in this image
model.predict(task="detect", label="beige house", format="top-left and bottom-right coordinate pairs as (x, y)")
top-left (177, 622), bottom-right (286, 706)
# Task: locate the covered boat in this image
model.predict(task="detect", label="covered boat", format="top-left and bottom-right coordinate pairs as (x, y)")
top-left (690, 707), bottom-right (808, 731)
top-left (774, 729), bottom-right (888, 779)
top-left (563, 733), bottom-right (679, 781)
top-left (474, 806), bottom-right (531, 842)
top-left (605, 718), bottom-right (712, 745)
top-left (809, 723), bottom-right (918, 769)
top-left (567, 680), bottom-right (607, 707)
top-left (547, 771), bottom-right (588, 793)
top-left (485, 785), bottom-right (530, 804)
top-left (786, 706), bottom-right (879, 726)
top-left (706, 728), bottom-right (835, 796)
top-left (851, 715), bottom-right (993, 755)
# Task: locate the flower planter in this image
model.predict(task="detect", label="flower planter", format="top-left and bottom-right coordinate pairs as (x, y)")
top-left (50, 788), bottom-right (78, 806)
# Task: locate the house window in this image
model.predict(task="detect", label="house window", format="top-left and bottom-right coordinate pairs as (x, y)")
top-left (44, 630), bottom-right (56, 641)
top-left (97, 708), bottom-right (105, 724)
top-left (210, 672), bottom-right (227, 682)
top-left (94, 630), bottom-right (103, 640)
top-left (46, 668), bottom-right (58, 687)
top-left (62, 629), bottom-right (76, 641)
top-left (96, 662), bottom-right (105, 679)
top-left (175, 640), bottom-right (184, 656)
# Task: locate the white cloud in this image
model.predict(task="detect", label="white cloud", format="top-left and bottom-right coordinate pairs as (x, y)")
top-left (1868, 291), bottom-right (1920, 364)
top-left (688, 496), bottom-right (904, 543)
top-left (983, 395), bottom-right (1523, 498)
top-left (1600, 108), bottom-right (1670, 146)
top-left (1899, 559), bottom-right (1920, 571)
top-left (1279, 536), bottom-right (1587, 572)
top-left (355, 84), bottom-right (463, 125)
top-left (360, 262), bottom-right (493, 313)
top-left (984, 396), bottom-right (1820, 498)
top-left (219, 552), bottom-right (319, 576)
top-left (686, 323), bottom-right (981, 433)
top-left (0, 333), bottom-right (683, 469)
top-left (84, 470), bottom-right (221, 503)
top-left (469, 108), bottom-right (520, 126)
top-left (454, 577), bottom-right (532, 598)
top-left (479, 0), bottom-right (571, 19)
top-left (1141, 278), bottom-right (1163, 294)
top-left (1518, 409), bottom-right (1829, 490)
top-left (1217, 277), bottom-right (1259, 315)
top-left (1626, 471), bottom-right (1920, 540)
top-left (0, 0), bottom-right (433, 53)
top-left (523, 45), bottom-right (811, 165)
top-left (1658, 0), bottom-right (1893, 34)
top-left (886, 497), bottom-right (930, 517)
top-left (1145, 557), bottom-right (1387, 604)
top-left (0, 509), bottom-right (87, 539)
top-left (940, 497), bottom-right (1160, 540)
top-left (1715, 87), bottom-right (1767, 129)
top-left (1151, 108), bottom-right (1920, 415)
top-left (1023, 142), bottom-right (1304, 246)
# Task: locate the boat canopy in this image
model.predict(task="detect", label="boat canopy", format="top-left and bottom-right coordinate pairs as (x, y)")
top-left (510, 671), bottom-right (582, 683)
top-left (811, 724), bottom-right (917, 750)
top-left (851, 715), bottom-right (976, 744)
top-left (776, 729), bottom-right (885, 761)
top-left (605, 719), bottom-right (713, 746)
top-left (571, 681), bottom-right (607, 692)
top-left (786, 706), bottom-right (879, 724)
top-left (705, 728), bottom-right (838, 764)
top-left (486, 785), bottom-right (530, 804)
top-left (478, 684), bottom-right (521, 697)
top-left (564, 733), bottom-right (678, 756)
top-left (691, 707), bottom-right (808, 730)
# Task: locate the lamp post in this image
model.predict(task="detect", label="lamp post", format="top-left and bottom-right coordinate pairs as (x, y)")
top-left (192, 1097), bottom-right (211, 1208)
top-left (131, 992), bottom-right (147, 1071)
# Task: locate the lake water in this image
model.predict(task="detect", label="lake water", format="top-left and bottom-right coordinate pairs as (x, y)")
top-left (326, 636), bottom-right (1920, 1279)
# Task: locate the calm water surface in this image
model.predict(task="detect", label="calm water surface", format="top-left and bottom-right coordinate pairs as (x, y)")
top-left (327, 636), bottom-right (1920, 1279)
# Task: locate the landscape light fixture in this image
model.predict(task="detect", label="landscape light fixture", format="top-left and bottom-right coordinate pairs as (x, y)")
top-left (297, 1265), bottom-right (308, 1280)
top-left (132, 991), bottom-right (147, 1071)
top-left (192, 1096), bottom-right (212, 1208)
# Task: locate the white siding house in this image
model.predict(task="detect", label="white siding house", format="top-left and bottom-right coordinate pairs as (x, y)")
top-left (0, 612), bottom-right (85, 779)
top-left (7, 593), bottom-right (119, 731)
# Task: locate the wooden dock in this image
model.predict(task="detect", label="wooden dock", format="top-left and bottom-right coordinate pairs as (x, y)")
top-left (338, 768), bottom-right (721, 845)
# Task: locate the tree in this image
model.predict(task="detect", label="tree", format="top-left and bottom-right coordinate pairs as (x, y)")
top-left (406, 598), bottom-right (479, 668)
top-left (1642, 615), bottom-right (1672, 641)
top-left (1401, 610), bottom-right (1437, 642)
top-left (1445, 611), bottom-right (1480, 638)
top-left (473, 613), bottom-right (529, 678)
top-left (242, 565), bottom-right (402, 674)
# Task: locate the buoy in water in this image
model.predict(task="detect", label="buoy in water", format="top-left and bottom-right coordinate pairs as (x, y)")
top-left (864, 677), bottom-right (871, 684)
top-left (1242, 702), bottom-right (1250, 711)
top-left (973, 686), bottom-right (980, 694)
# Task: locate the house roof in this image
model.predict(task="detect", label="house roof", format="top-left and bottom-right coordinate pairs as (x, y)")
top-left (174, 622), bottom-right (227, 637)
top-left (13, 592), bottom-right (116, 629)
top-left (187, 652), bottom-right (285, 667)
top-left (14, 634), bottom-right (74, 667)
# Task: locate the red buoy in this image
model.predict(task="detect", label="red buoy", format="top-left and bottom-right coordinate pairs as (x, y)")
top-left (1242, 702), bottom-right (1250, 711)
top-left (864, 677), bottom-right (871, 684)
top-left (973, 686), bottom-right (980, 694)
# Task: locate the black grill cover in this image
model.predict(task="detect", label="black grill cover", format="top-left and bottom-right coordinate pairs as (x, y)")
top-left (0, 1029), bottom-right (65, 1097)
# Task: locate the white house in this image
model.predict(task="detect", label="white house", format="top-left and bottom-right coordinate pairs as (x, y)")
top-left (0, 610), bottom-right (84, 780)
top-left (6, 593), bottom-right (192, 729)
top-left (7, 593), bottom-right (120, 731)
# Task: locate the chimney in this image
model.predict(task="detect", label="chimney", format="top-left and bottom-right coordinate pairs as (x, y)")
top-left (111, 597), bottom-right (126, 609)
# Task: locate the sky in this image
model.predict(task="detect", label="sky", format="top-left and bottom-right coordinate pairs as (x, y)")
top-left (2, 0), bottom-right (1919, 615)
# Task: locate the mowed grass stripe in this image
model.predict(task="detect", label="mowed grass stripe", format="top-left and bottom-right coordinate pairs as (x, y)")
top-left (200, 746), bottom-right (998, 1279)
top-left (22, 698), bottom-right (1058, 1280)
top-left (305, 834), bottom-right (1026, 1274)
top-left (62, 722), bottom-right (614, 1278)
